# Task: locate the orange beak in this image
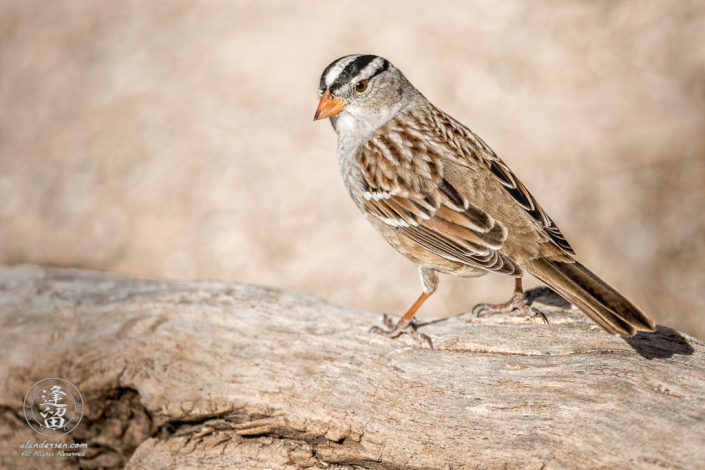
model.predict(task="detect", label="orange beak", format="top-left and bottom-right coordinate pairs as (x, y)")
top-left (313, 90), bottom-right (346, 121)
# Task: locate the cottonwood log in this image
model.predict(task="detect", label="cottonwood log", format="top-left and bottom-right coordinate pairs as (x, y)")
top-left (0, 266), bottom-right (703, 469)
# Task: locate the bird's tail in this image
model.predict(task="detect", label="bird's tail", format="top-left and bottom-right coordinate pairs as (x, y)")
top-left (525, 258), bottom-right (655, 336)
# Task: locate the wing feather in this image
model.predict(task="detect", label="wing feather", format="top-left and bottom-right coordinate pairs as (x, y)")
top-left (423, 106), bottom-right (576, 256)
top-left (354, 101), bottom-right (574, 275)
top-left (486, 153), bottom-right (575, 254)
top-left (357, 132), bottom-right (522, 275)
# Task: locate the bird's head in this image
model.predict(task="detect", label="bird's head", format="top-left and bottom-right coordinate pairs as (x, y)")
top-left (314, 54), bottom-right (418, 134)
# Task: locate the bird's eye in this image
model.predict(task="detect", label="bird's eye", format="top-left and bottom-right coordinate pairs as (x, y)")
top-left (354, 79), bottom-right (369, 93)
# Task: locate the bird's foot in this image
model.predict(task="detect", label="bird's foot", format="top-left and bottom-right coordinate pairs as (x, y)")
top-left (370, 314), bottom-right (434, 349)
top-left (472, 291), bottom-right (549, 324)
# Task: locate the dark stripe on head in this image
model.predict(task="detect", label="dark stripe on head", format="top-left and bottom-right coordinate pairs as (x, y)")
top-left (319, 55), bottom-right (392, 93)
top-left (319, 56), bottom-right (350, 91)
top-left (329, 54), bottom-right (377, 91)
top-left (368, 58), bottom-right (390, 80)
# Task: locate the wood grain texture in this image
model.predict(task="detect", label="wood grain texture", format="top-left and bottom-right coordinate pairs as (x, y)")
top-left (0, 266), bottom-right (703, 469)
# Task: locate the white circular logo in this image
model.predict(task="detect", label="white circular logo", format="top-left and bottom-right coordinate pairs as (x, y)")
top-left (23, 378), bottom-right (84, 437)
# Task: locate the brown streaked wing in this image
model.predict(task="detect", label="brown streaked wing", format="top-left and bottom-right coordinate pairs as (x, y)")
top-left (397, 225), bottom-right (522, 276)
top-left (427, 105), bottom-right (575, 256)
top-left (485, 158), bottom-right (575, 255)
top-left (357, 134), bottom-right (522, 276)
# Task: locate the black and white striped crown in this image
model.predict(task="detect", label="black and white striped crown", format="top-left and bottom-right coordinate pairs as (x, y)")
top-left (319, 54), bottom-right (391, 93)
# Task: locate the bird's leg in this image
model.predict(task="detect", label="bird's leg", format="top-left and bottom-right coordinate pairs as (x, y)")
top-left (370, 267), bottom-right (437, 348)
top-left (472, 278), bottom-right (549, 324)
top-left (370, 292), bottom-right (434, 348)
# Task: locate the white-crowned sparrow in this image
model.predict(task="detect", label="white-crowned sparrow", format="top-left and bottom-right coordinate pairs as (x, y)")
top-left (314, 54), bottom-right (655, 347)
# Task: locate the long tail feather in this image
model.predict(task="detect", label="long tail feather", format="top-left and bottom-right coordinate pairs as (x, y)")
top-left (525, 258), bottom-right (656, 336)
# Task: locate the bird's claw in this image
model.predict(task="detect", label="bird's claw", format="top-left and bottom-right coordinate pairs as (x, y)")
top-left (472, 303), bottom-right (494, 317)
top-left (370, 315), bottom-right (434, 349)
top-left (381, 313), bottom-right (396, 329)
top-left (473, 297), bottom-right (549, 324)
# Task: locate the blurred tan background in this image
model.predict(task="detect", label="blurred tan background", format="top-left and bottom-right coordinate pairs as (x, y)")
top-left (1, 0), bottom-right (704, 339)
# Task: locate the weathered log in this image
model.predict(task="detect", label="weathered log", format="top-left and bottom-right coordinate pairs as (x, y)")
top-left (0, 266), bottom-right (702, 469)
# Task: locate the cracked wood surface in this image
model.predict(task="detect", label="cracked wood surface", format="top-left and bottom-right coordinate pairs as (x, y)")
top-left (0, 266), bottom-right (703, 470)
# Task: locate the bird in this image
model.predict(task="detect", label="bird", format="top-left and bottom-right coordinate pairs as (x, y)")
top-left (313, 54), bottom-right (655, 347)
